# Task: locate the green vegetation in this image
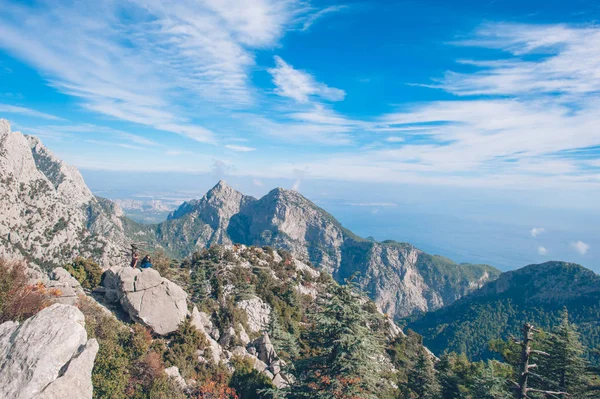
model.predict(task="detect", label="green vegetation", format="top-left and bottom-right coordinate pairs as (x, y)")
top-left (282, 281), bottom-right (388, 399)
top-left (64, 257), bottom-right (103, 289)
top-left (405, 262), bottom-right (600, 363)
top-left (78, 297), bottom-right (184, 399)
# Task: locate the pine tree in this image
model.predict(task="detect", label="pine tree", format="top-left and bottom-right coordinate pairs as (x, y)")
top-left (284, 282), bottom-right (385, 399)
top-left (470, 361), bottom-right (512, 399)
top-left (436, 354), bottom-right (462, 399)
top-left (540, 310), bottom-right (591, 398)
top-left (406, 347), bottom-right (439, 399)
top-left (268, 312), bottom-right (299, 360)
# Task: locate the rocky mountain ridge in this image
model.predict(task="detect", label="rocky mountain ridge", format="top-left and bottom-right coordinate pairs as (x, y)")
top-left (0, 120), bottom-right (499, 319)
top-left (0, 120), bottom-right (127, 268)
top-left (143, 181), bottom-right (500, 319)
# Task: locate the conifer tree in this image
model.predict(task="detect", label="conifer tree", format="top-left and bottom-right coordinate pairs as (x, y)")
top-left (470, 361), bottom-right (512, 399)
top-left (540, 310), bottom-right (590, 398)
top-left (268, 312), bottom-right (299, 360)
top-left (406, 347), bottom-right (439, 399)
top-left (283, 281), bottom-right (385, 399)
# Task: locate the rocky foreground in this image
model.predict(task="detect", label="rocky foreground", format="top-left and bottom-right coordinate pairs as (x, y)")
top-left (0, 304), bottom-right (98, 399)
top-left (0, 244), bottom-right (412, 397)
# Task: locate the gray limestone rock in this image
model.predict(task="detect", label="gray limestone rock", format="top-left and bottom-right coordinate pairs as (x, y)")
top-left (0, 304), bottom-right (98, 399)
top-left (236, 296), bottom-right (271, 333)
top-left (164, 366), bottom-right (187, 390)
top-left (0, 120), bottom-right (127, 268)
top-left (101, 267), bottom-right (188, 335)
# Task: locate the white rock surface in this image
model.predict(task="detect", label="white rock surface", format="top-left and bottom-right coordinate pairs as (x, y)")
top-left (0, 120), bottom-right (127, 268)
top-left (191, 306), bottom-right (220, 340)
top-left (101, 267), bottom-right (188, 335)
top-left (236, 296), bottom-right (271, 333)
top-left (190, 306), bottom-right (223, 364)
top-left (0, 304), bottom-right (98, 399)
top-left (164, 366), bottom-right (187, 390)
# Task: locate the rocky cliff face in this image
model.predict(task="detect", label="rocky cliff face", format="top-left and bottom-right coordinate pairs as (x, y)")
top-left (0, 120), bottom-right (127, 268)
top-left (150, 182), bottom-right (500, 319)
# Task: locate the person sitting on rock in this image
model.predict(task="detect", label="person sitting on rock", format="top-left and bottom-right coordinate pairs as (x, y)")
top-left (140, 255), bottom-right (152, 269)
top-left (131, 252), bottom-right (139, 268)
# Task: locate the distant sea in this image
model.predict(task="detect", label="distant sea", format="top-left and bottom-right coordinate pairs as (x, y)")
top-left (319, 202), bottom-right (600, 272)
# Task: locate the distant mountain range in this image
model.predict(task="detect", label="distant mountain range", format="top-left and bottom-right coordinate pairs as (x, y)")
top-left (405, 261), bottom-right (600, 361)
top-left (0, 120), bottom-right (499, 319)
top-left (125, 180), bottom-right (500, 319)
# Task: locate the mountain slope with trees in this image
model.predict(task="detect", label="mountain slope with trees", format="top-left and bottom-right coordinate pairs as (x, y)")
top-left (405, 261), bottom-right (600, 363)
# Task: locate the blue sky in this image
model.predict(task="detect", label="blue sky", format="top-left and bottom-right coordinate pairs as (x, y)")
top-left (0, 0), bottom-right (599, 269)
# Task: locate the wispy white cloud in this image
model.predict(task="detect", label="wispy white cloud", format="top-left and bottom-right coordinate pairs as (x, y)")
top-left (252, 178), bottom-right (264, 187)
top-left (0, 104), bottom-right (62, 120)
top-left (85, 139), bottom-right (144, 151)
top-left (531, 227), bottom-right (545, 237)
top-left (20, 123), bottom-right (160, 149)
top-left (300, 5), bottom-right (348, 31)
top-left (440, 23), bottom-right (600, 96)
top-left (225, 144), bottom-right (256, 152)
top-left (0, 0), bottom-right (325, 144)
top-left (538, 246), bottom-right (548, 255)
top-left (165, 150), bottom-right (190, 156)
top-left (269, 56), bottom-right (346, 103)
top-left (385, 136), bottom-right (405, 143)
top-left (571, 240), bottom-right (590, 255)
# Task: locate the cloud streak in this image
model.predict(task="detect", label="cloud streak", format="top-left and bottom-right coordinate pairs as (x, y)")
top-left (269, 56), bottom-right (346, 103)
top-left (531, 227), bottom-right (545, 237)
top-left (0, 104), bottom-right (62, 120)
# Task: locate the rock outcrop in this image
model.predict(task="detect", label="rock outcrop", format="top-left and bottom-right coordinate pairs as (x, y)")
top-left (236, 296), bottom-right (271, 333)
top-left (46, 267), bottom-right (84, 305)
top-left (0, 303), bottom-right (98, 399)
top-left (100, 267), bottom-right (188, 335)
top-left (0, 119), bottom-right (127, 268)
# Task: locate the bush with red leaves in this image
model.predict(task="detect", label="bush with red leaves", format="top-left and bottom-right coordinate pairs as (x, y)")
top-left (0, 258), bottom-right (58, 323)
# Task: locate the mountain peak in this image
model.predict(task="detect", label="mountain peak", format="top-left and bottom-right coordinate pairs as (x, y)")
top-left (206, 180), bottom-right (236, 199)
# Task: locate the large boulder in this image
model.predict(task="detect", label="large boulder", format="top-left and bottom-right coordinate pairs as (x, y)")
top-left (101, 267), bottom-right (187, 335)
top-left (0, 304), bottom-right (98, 399)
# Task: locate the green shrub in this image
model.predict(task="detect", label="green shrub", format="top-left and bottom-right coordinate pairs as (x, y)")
top-left (164, 318), bottom-right (208, 379)
top-left (230, 356), bottom-right (274, 399)
top-left (64, 257), bottom-right (103, 289)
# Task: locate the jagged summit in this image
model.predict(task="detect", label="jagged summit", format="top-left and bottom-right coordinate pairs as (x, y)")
top-left (207, 179), bottom-right (233, 196)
